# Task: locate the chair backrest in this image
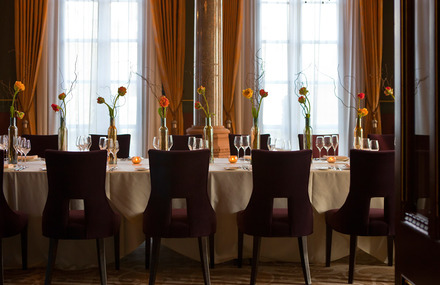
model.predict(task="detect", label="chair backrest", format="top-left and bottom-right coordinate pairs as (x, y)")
top-left (367, 134), bottom-right (395, 150)
top-left (22, 134), bottom-right (58, 158)
top-left (90, 134), bottom-right (131, 158)
top-left (144, 149), bottom-right (216, 237)
top-left (43, 150), bottom-right (117, 239)
top-left (229, 134), bottom-right (271, 155)
top-left (241, 149), bottom-right (313, 237)
top-left (333, 149), bottom-right (395, 235)
top-left (170, 134), bottom-right (203, 151)
top-left (298, 134), bottom-right (339, 158)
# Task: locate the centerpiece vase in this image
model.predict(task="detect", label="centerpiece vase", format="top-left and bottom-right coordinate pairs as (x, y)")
top-left (353, 115), bottom-right (363, 150)
top-left (159, 117), bottom-right (169, 151)
top-left (58, 116), bottom-right (68, 151)
top-left (108, 117), bottom-right (118, 164)
top-left (303, 116), bottom-right (313, 150)
top-left (8, 117), bottom-right (18, 164)
top-left (203, 117), bottom-right (214, 163)
top-left (250, 117), bottom-right (260, 150)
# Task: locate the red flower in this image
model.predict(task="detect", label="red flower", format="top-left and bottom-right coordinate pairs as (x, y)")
top-left (51, 104), bottom-right (60, 112)
top-left (357, 93), bottom-right (365, 100)
top-left (259, 89), bottom-right (268, 97)
top-left (97, 97), bottom-right (105, 104)
top-left (298, 96), bottom-right (306, 104)
top-left (118, 86), bottom-right (127, 96)
top-left (159, 96), bottom-right (169, 108)
top-left (299, 87), bottom-right (308, 96)
top-left (58, 93), bottom-right (66, 100)
top-left (195, 101), bottom-right (202, 110)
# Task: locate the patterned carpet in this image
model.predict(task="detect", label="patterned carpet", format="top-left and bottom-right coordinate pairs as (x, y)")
top-left (5, 242), bottom-right (394, 285)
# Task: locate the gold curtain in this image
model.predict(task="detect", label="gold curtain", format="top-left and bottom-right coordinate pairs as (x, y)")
top-left (15, 0), bottom-right (48, 134)
top-left (360, 0), bottom-right (383, 135)
top-left (150, 0), bottom-right (186, 134)
top-left (223, 0), bottom-right (243, 134)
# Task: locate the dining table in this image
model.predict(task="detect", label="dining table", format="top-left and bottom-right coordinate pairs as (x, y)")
top-left (2, 156), bottom-right (389, 269)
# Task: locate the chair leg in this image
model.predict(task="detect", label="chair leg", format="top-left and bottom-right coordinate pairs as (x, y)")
top-left (45, 238), bottom-right (58, 285)
top-left (209, 233), bottom-right (215, 269)
top-left (325, 224), bottom-right (332, 267)
top-left (237, 230), bottom-right (244, 268)
top-left (114, 232), bottom-right (120, 270)
top-left (348, 235), bottom-right (357, 284)
top-left (250, 236), bottom-right (261, 285)
top-left (387, 235), bottom-right (394, 266)
top-left (1, 238), bottom-right (3, 285)
top-left (198, 236), bottom-right (211, 285)
top-left (149, 237), bottom-right (161, 285)
top-left (21, 225), bottom-right (28, 270)
top-left (298, 236), bottom-right (312, 285)
top-left (145, 236), bottom-right (151, 270)
top-left (96, 238), bottom-right (107, 285)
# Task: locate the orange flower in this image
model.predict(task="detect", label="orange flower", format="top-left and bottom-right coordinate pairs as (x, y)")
top-left (97, 97), bottom-right (105, 104)
top-left (118, 86), bottom-right (127, 96)
top-left (16, 111), bottom-right (25, 119)
top-left (242, 88), bottom-right (253, 99)
top-left (14, 81), bottom-right (25, 92)
top-left (299, 87), bottom-right (309, 96)
top-left (361, 108), bottom-right (368, 116)
top-left (159, 96), bottom-right (169, 108)
top-left (197, 86), bottom-right (206, 95)
top-left (58, 93), bottom-right (66, 100)
top-left (298, 96), bottom-right (306, 104)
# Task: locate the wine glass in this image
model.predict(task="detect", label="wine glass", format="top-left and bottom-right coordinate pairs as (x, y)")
top-left (86, 135), bottom-right (92, 151)
top-left (284, 139), bottom-right (291, 151)
top-left (168, 135), bottom-right (173, 151)
top-left (188, 136), bottom-right (196, 150)
top-left (267, 137), bottom-right (276, 151)
top-left (195, 138), bottom-right (205, 150)
top-left (152, 137), bottom-right (159, 150)
top-left (113, 140), bottom-right (120, 157)
top-left (76, 136), bottom-right (84, 151)
top-left (233, 136), bottom-right (242, 158)
top-left (21, 139), bottom-right (31, 166)
top-left (370, 139), bottom-right (380, 151)
top-left (99, 137), bottom-right (107, 150)
top-left (274, 138), bottom-right (285, 151)
top-left (241, 135), bottom-right (250, 158)
top-left (315, 136), bottom-right (324, 159)
top-left (323, 136), bottom-right (332, 156)
top-left (331, 135), bottom-right (339, 155)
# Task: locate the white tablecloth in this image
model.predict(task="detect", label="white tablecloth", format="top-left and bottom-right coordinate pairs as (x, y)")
top-left (3, 158), bottom-right (388, 269)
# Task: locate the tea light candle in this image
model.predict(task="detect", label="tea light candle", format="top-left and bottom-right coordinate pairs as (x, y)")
top-left (327, 156), bottom-right (336, 163)
top-left (131, 156), bottom-right (142, 164)
top-left (228, 155), bottom-right (238, 164)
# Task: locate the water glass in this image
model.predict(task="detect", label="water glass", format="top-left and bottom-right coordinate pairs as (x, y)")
top-left (188, 136), bottom-right (196, 150)
top-left (233, 136), bottom-right (242, 157)
top-left (168, 135), bottom-right (173, 151)
top-left (267, 137), bottom-right (276, 151)
top-left (86, 135), bottom-right (92, 151)
top-left (195, 138), bottom-right (205, 150)
top-left (274, 138), bottom-right (285, 151)
top-left (316, 136), bottom-right (324, 158)
top-left (370, 139), bottom-right (380, 151)
top-left (362, 138), bottom-right (371, 150)
top-left (99, 137), bottom-right (107, 150)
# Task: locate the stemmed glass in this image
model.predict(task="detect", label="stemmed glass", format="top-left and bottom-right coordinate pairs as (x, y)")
top-left (331, 135), bottom-right (339, 155)
top-left (188, 136), bottom-right (196, 150)
top-left (234, 136), bottom-right (242, 158)
top-left (76, 136), bottom-right (84, 151)
top-left (21, 139), bottom-right (31, 166)
top-left (315, 136), bottom-right (324, 159)
top-left (275, 138), bottom-right (285, 151)
top-left (99, 137), bottom-right (107, 150)
top-left (86, 135), bottom-right (92, 151)
top-left (152, 137), bottom-right (159, 150)
top-left (284, 139), bottom-right (291, 151)
top-left (113, 140), bottom-right (120, 158)
top-left (13, 137), bottom-right (23, 166)
top-left (168, 135), bottom-right (173, 151)
top-left (241, 135), bottom-right (250, 159)
top-left (267, 137), bottom-right (276, 151)
top-left (323, 136), bottom-right (332, 156)
top-left (107, 139), bottom-right (116, 163)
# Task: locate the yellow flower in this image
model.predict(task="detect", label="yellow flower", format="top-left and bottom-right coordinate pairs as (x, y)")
top-left (242, 88), bottom-right (253, 99)
top-left (197, 86), bottom-right (206, 95)
top-left (357, 108), bottom-right (368, 117)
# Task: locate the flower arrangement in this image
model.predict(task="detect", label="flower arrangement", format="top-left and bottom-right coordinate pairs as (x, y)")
top-left (195, 86), bottom-right (214, 118)
top-left (356, 92), bottom-right (368, 118)
top-left (51, 92), bottom-right (68, 119)
top-left (298, 87), bottom-right (311, 118)
top-left (158, 95), bottom-right (170, 119)
top-left (384, 86), bottom-right (394, 100)
top-left (242, 87), bottom-right (268, 119)
top-left (97, 86), bottom-right (127, 119)
top-left (10, 81), bottom-right (25, 119)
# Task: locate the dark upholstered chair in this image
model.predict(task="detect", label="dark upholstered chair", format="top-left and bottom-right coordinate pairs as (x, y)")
top-left (367, 134), bottom-right (395, 150)
top-left (229, 134), bottom-right (270, 156)
top-left (90, 134), bottom-right (131, 158)
top-left (22, 134), bottom-right (58, 158)
top-left (0, 150), bottom-right (28, 284)
top-left (43, 150), bottom-right (121, 285)
top-left (144, 149), bottom-right (216, 285)
top-left (298, 134), bottom-right (339, 158)
top-left (325, 149), bottom-right (395, 284)
top-left (237, 149), bottom-right (313, 285)
top-left (170, 134), bottom-right (203, 150)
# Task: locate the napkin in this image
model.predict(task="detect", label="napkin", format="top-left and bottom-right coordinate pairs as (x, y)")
top-left (18, 155), bottom-right (39, 161)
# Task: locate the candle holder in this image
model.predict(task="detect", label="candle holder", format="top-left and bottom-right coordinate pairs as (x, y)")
top-left (131, 156), bottom-right (142, 164)
top-left (228, 155), bottom-right (238, 164)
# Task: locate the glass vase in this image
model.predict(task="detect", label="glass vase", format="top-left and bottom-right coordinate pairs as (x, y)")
top-left (159, 117), bottom-right (169, 151)
top-left (58, 116), bottom-right (68, 151)
top-left (108, 117), bottom-right (118, 164)
top-left (303, 116), bottom-right (313, 150)
top-left (203, 117), bottom-right (214, 163)
top-left (353, 115), bottom-right (363, 150)
top-left (8, 117), bottom-right (18, 164)
top-left (250, 117), bottom-right (260, 150)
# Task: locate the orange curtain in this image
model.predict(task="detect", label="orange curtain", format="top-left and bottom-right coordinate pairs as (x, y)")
top-left (223, 0), bottom-right (243, 134)
top-left (15, 0), bottom-right (48, 134)
top-left (360, 0), bottom-right (383, 135)
top-left (150, 0), bottom-right (186, 134)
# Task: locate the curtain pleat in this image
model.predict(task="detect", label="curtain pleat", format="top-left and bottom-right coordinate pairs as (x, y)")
top-left (15, 0), bottom-right (48, 134)
top-left (223, 0), bottom-right (243, 134)
top-left (360, 0), bottom-right (383, 135)
top-left (149, 0), bottom-right (185, 134)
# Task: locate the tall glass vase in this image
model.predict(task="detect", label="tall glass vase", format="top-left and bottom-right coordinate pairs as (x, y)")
top-left (58, 116), bottom-right (68, 151)
top-left (203, 117), bottom-right (214, 163)
top-left (303, 116), bottom-right (313, 150)
top-left (159, 118), bottom-right (169, 151)
top-left (353, 115), bottom-right (363, 149)
top-left (8, 117), bottom-right (18, 164)
top-left (108, 117), bottom-right (118, 164)
top-left (250, 117), bottom-right (260, 150)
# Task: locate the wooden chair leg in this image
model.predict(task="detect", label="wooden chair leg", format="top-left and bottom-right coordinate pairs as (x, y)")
top-left (348, 235), bottom-right (357, 284)
top-left (114, 232), bottom-right (120, 270)
top-left (45, 238), bottom-right (58, 285)
top-left (250, 236), bottom-right (261, 285)
top-left (21, 225), bottom-right (28, 270)
top-left (298, 236), bottom-right (312, 285)
top-left (198, 236), bottom-right (211, 285)
top-left (96, 238), bottom-right (107, 285)
top-left (145, 237), bottom-right (151, 270)
top-left (1, 238), bottom-right (4, 285)
top-left (387, 235), bottom-right (394, 266)
top-left (149, 237), bottom-right (161, 285)
top-left (209, 233), bottom-right (215, 269)
top-left (325, 224), bottom-right (332, 267)
top-left (237, 230), bottom-right (244, 268)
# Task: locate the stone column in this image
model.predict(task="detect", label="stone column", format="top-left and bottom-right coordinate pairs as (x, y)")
top-left (186, 0), bottom-right (230, 158)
